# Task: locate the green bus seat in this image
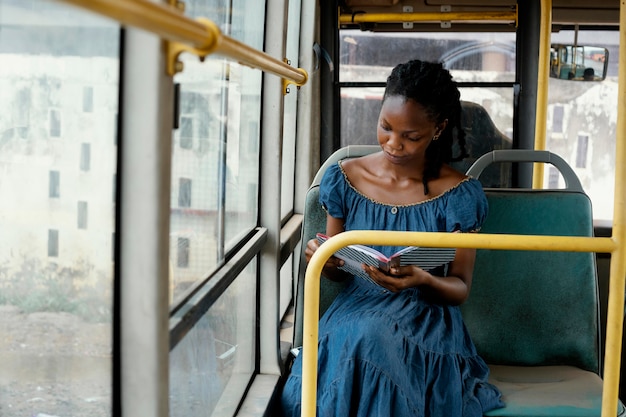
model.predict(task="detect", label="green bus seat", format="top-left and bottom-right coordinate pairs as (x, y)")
top-left (293, 145), bottom-right (379, 348)
top-left (464, 150), bottom-right (625, 417)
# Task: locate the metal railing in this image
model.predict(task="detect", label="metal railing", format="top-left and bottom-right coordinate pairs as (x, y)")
top-left (338, 9), bottom-right (517, 26)
top-left (54, 0), bottom-right (308, 85)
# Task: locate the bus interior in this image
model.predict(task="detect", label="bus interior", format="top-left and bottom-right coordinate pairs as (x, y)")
top-left (0, 0), bottom-right (625, 416)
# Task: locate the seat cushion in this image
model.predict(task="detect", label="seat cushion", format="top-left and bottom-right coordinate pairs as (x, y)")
top-left (484, 365), bottom-right (624, 417)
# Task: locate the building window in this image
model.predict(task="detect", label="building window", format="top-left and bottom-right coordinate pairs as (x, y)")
top-left (576, 134), bottom-right (589, 168)
top-left (80, 143), bottom-right (91, 171)
top-left (180, 116), bottom-right (193, 149)
top-left (552, 105), bottom-right (564, 133)
top-left (83, 86), bottom-right (94, 113)
top-left (178, 178), bottom-right (192, 207)
top-left (177, 237), bottom-right (190, 268)
top-left (49, 170), bottom-right (60, 198)
top-left (77, 201), bottom-right (88, 229)
top-left (16, 88), bottom-right (31, 126)
top-left (49, 109), bottom-right (61, 138)
top-left (48, 229), bottom-right (59, 257)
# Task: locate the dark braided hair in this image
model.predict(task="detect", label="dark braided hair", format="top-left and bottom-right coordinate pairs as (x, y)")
top-left (383, 60), bottom-right (468, 194)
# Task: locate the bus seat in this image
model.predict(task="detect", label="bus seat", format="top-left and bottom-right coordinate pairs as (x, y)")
top-left (293, 145), bottom-right (380, 348)
top-left (464, 150), bottom-right (626, 417)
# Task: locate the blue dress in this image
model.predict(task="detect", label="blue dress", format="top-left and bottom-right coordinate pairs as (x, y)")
top-left (281, 161), bottom-right (504, 417)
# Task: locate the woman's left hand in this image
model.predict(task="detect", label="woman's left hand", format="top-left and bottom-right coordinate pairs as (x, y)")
top-left (364, 265), bottom-right (430, 293)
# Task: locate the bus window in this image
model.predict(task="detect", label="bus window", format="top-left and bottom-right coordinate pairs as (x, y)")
top-left (170, 0), bottom-right (264, 303)
top-left (0, 1), bottom-right (119, 416)
top-left (548, 29), bottom-right (619, 222)
top-left (340, 31), bottom-right (516, 83)
top-left (339, 30), bottom-right (515, 187)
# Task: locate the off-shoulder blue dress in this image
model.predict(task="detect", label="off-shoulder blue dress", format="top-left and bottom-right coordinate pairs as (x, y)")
top-left (281, 161), bottom-right (504, 417)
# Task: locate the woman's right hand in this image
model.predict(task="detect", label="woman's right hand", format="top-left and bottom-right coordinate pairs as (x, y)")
top-left (305, 238), bottom-right (347, 281)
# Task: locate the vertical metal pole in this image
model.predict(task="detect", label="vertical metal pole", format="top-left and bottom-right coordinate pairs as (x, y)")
top-left (259, 0), bottom-right (288, 375)
top-left (319, 0), bottom-right (337, 163)
top-left (119, 22), bottom-right (172, 417)
top-left (295, 0), bottom-right (321, 210)
top-left (514, 0), bottom-right (540, 187)
top-left (532, 0), bottom-right (551, 189)
top-left (601, 2), bottom-right (626, 415)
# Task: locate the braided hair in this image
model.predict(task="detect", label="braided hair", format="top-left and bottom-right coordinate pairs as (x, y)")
top-left (383, 60), bottom-right (468, 195)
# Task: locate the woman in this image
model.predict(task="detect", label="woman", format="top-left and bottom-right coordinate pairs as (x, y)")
top-left (281, 59), bottom-right (503, 416)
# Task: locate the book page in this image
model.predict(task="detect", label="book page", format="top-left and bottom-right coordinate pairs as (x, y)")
top-left (316, 234), bottom-right (456, 285)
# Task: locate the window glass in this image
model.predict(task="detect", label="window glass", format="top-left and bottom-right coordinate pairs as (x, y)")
top-left (339, 86), bottom-right (514, 186)
top-left (548, 30), bottom-right (619, 221)
top-left (339, 30), bottom-right (516, 83)
top-left (80, 143), bottom-right (91, 171)
top-left (170, 260), bottom-right (256, 417)
top-left (339, 30), bottom-right (515, 187)
top-left (170, 0), bottom-right (264, 301)
top-left (0, 1), bottom-right (119, 416)
top-left (170, 1), bottom-right (230, 299)
top-left (225, 0), bottom-right (264, 250)
top-left (50, 170), bottom-right (60, 198)
top-left (77, 201), bottom-right (88, 229)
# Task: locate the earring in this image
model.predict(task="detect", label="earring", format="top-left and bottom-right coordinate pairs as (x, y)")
top-left (432, 135), bottom-right (440, 141)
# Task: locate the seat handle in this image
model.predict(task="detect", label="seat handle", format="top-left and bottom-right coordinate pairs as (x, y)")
top-left (467, 150), bottom-right (584, 192)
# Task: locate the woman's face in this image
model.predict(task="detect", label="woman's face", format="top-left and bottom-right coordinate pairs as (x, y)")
top-left (377, 95), bottom-right (446, 165)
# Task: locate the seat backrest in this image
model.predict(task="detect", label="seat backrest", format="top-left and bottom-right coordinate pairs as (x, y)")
top-left (293, 145), bottom-right (380, 347)
top-left (461, 150), bottom-right (600, 373)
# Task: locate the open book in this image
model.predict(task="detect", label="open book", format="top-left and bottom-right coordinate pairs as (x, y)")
top-left (316, 233), bottom-right (456, 285)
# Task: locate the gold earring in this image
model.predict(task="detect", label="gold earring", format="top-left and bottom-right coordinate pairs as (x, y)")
top-left (432, 135), bottom-right (440, 141)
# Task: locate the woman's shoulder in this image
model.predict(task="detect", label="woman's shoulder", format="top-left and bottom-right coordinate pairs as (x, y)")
top-left (339, 152), bottom-right (381, 174)
top-left (331, 153), bottom-right (383, 188)
top-left (428, 165), bottom-right (473, 197)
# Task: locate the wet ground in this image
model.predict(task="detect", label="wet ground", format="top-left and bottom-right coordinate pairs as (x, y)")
top-left (0, 305), bottom-right (111, 417)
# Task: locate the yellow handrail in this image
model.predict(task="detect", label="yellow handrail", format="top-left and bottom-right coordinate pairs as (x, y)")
top-left (339, 10), bottom-right (517, 25)
top-left (54, 0), bottom-right (308, 84)
top-left (532, 0), bottom-right (552, 189)
top-left (301, 230), bottom-right (618, 417)
top-left (601, 1), bottom-right (626, 416)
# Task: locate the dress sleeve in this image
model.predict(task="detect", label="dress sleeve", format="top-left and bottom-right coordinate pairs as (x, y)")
top-left (445, 178), bottom-right (489, 232)
top-left (319, 162), bottom-right (346, 219)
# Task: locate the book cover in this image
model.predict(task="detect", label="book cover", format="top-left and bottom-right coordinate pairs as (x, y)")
top-left (316, 233), bottom-right (456, 284)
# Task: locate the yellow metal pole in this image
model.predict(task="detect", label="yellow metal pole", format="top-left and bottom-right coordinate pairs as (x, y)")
top-left (338, 11), bottom-right (517, 25)
top-left (58, 0), bottom-right (212, 48)
top-left (601, 1), bottom-right (626, 415)
top-left (55, 0), bottom-right (307, 86)
top-left (301, 230), bottom-right (616, 417)
top-left (215, 36), bottom-right (308, 86)
top-left (532, 0), bottom-right (552, 189)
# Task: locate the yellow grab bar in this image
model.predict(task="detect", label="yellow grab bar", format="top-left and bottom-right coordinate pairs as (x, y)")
top-left (339, 10), bottom-right (517, 25)
top-left (601, 2), bottom-right (626, 416)
top-left (301, 230), bottom-right (617, 417)
top-left (54, 0), bottom-right (308, 83)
